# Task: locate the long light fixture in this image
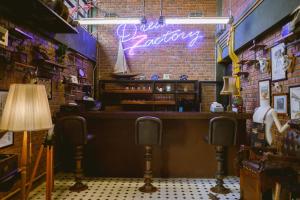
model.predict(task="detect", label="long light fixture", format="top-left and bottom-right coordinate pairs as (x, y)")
top-left (77, 17), bottom-right (142, 25)
top-left (164, 17), bottom-right (230, 24)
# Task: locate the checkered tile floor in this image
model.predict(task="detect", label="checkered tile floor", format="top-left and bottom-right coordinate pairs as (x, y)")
top-left (29, 174), bottom-right (240, 200)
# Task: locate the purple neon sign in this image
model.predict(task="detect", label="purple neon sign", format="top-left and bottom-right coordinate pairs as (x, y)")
top-left (116, 21), bottom-right (204, 55)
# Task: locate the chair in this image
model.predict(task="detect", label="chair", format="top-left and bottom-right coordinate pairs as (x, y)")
top-left (56, 116), bottom-right (90, 192)
top-left (207, 116), bottom-right (237, 194)
top-left (135, 116), bottom-right (162, 193)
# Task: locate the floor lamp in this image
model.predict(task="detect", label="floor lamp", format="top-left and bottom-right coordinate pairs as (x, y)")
top-left (0, 84), bottom-right (53, 200)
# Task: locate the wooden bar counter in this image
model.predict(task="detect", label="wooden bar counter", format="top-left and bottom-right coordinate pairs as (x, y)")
top-left (58, 111), bottom-right (251, 178)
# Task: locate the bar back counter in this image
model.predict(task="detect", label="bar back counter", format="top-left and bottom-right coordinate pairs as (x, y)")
top-left (57, 111), bottom-right (251, 178)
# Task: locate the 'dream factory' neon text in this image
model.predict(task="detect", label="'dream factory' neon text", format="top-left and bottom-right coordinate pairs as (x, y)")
top-left (116, 21), bottom-right (204, 55)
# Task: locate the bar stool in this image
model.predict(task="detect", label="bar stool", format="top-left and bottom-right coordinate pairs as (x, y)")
top-left (56, 116), bottom-right (89, 192)
top-left (135, 116), bottom-right (162, 193)
top-left (207, 116), bottom-right (237, 194)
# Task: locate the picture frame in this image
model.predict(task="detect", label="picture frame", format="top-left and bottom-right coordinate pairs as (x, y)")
top-left (272, 93), bottom-right (288, 115)
top-left (258, 79), bottom-right (271, 106)
top-left (271, 43), bottom-right (287, 81)
top-left (0, 131), bottom-right (14, 148)
top-left (289, 85), bottom-right (300, 119)
top-left (0, 90), bottom-right (8, 117)
top-left (37, 78), bottom-right (52, 100)
top-left (0, 90), bottom-right (14, 148)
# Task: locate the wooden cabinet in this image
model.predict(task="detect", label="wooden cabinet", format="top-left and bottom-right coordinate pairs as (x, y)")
top-left (99, 80), bottom-right (200, 111)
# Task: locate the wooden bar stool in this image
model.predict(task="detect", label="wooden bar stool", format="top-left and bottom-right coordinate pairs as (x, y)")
top-left (207, 116), bottom-right (237, 194)
top-left (56, 116), bottom-right (89, 192)
top-left (135, 116), bottom-right (162, 193)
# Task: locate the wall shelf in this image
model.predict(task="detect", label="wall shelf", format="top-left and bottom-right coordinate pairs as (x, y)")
top-left (34, 59), bottom-right (66, 70)
top-left (0, 0), bottom-right (78, 34)
top-left (121, 100), bottom-right (176, 105)
top-left (235, 71), bottom-right (249, 78)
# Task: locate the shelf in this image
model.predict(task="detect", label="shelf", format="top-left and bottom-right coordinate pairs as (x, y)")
top-left (249, 44), bottom-right (266, 51)
top-left (154, 91), bottom-right (176, 94)
top-left (235, 72), bottom-right (249, 78)
top-left (245, 60), bottom-right (259, 66)
top-left (0, 0), bottom-right (78, 34)
top-left (104, 90), bottom-right (152, 94)
top-left (176, 91), bottom-right (197, 94)
top-left (121, 100), bottom-right (176, 105)
top-left (34, 59), bottom-right (66, 70)
top-left (266, 32), bottom-right (300, 49)
top-left (238, 59), bottom-right (258, 66)
top-left (14, 62), bottom-right (36, 70)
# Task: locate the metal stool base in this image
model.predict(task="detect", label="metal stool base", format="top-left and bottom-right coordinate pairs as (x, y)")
top-left (210, 184), bottom-right (231, 194)
top-left (69, 181), bottom-right (88, 192)
top-left (139, 183), bottom-right (158, 193)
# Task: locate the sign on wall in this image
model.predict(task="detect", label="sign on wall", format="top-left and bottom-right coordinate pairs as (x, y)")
top-left (116, 21), bottom-right (204, 55)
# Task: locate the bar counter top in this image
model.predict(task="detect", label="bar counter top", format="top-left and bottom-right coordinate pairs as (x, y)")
top-left (70, 111), bottom-right (252, 120)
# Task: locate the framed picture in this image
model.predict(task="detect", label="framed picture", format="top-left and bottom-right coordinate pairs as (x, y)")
top-left (258, 79), bottom-right (271, 106)
top-left (271, 43), bottom-right (287, 81)
top-left (37, 78), bottom-right (52, 100)
top-left (0, 90), bottom-right (8, 116)
top-left (0, 131), bottom-right (13, 148)
top-left (272, 93), bottom-right (288, 115)
top-left (0, 90), bottom-right (14, 148)
top-left (289, 85), bottom-right (300, 119)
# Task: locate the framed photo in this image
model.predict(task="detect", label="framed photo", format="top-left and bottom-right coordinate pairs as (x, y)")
top-left (0, 90), bottom-right (8, 116)
top-left (258, 79), bottom-right (271, 106)
top-left (0, 90), bottom-right (14, 148)
top-left (289, 85), bottom-right (300, 119)
top-left (272, 93), bottom-right (288, 115)
top-left (0, 131), bottom-right (13, 148)
top-left (271, 43), bottom-right (287, 81)
top-left (37, 78), bottom-right (52, 100)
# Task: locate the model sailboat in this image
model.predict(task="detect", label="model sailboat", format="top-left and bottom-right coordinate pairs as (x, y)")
top-left (112, 40), bottom-right (138, 78)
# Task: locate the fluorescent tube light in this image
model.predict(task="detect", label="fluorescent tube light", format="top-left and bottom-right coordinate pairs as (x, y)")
top-left (165, 17), bottom-right (230, 24)
top-left (77, 17), bottom-right (142, 25)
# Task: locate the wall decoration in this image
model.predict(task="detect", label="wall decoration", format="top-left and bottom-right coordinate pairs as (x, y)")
top-left (0, 131), bottom-right (14, 148)
top-left (272, 93), bottom-right (288, 115)
top-left (0, 90), bottom-right (13, 148)
top-left (271, 43), bottom-right (287, 81)
top-left (116, 21), bottom-right (203, 55)
top-left (70, 75), bottom-right (79, 84)
top-left (258, 79), bottom-right (271, 106)
top-left (289, 85), bottom-right (300, 119)
top-left (0, 90), bottom-right (8, 116)
top-left (0, 26), bottom-right (8, 46)
top-left (37, 78), bottom-right (52, 100)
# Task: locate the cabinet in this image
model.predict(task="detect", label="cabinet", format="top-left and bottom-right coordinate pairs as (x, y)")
top-left (99, 80), bottom-right (200, 111)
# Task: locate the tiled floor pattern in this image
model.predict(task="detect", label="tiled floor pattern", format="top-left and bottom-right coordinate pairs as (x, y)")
top-left (29, 174), bottom-right (240, 200)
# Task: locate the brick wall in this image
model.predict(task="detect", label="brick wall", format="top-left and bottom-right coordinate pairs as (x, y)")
top-left (222, 0), bottom-right (256, 20)
top-left (96, 0), bottom-right (218, 111)
top-left (0, 18), bottom-right (94, 199)
top-left (222, 1), bottom-right (300, 141)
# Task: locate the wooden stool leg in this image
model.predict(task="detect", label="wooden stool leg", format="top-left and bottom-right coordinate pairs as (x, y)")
top-left (139, 145), bottom-right (157, 193)
top-left (274, 182), bottom-right (281, 200)
top-left (69, 145), bottom-right (88, 192)
top-left (210, 145), bottom-right (231, 194)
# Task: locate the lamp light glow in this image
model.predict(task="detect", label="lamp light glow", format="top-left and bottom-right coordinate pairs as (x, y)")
top-left (165, 17), bottom-right (230, 25)
top-left (77, 17), bottom-right (142, 25)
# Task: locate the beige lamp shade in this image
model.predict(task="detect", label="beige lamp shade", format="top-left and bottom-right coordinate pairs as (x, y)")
top-left (220, 76), bottom-right (238, 96)
top-left (0, 84), bottom-right (52, 132)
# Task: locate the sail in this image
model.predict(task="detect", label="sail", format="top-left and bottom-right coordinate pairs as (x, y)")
top-left (114, 40), bottom-right (129, 74)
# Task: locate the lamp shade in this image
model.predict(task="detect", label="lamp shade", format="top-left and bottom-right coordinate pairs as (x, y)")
top-left (220, 76), bottom-right (238, 96)
top-left (0, 84), bottom-right (52, 132)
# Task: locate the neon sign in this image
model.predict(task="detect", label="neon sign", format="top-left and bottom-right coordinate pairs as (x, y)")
top-left (116, 21), bottom-right (204, 55)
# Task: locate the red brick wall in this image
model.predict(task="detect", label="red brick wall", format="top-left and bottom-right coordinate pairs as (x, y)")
top-left (0, 18), bottom-right (94, 199)
top-left (222, 0), bottom-right (256, 20)
top-left (97, 0), bottom-right (218, 111)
